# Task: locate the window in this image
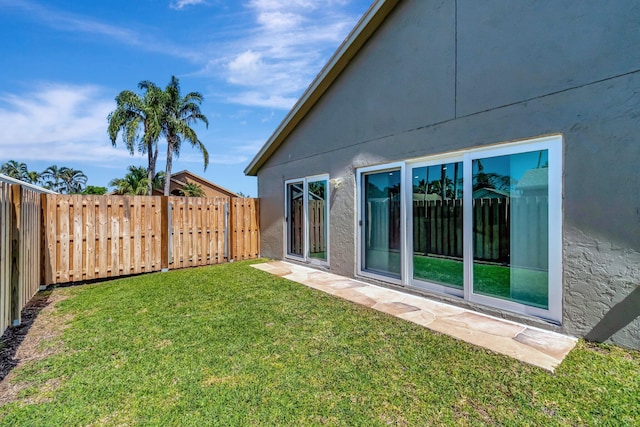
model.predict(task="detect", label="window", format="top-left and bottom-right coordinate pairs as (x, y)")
top-left (357, 136), bottom-right (562, 322)
top-left (357, 163), bottom-right (405, 284)
top-left (285, 175), bottom-right (329, 265)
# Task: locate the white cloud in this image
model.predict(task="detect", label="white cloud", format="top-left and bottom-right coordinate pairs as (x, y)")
top-left (227, 92), bottom-right (298, 109)
top-left (170, 0), bottom-right (207, 10)
top-left (0, 0), bottom-right (202, 61)
top-left (0, 84), bottom-right (142, 163)
top-left (212, 0), bottom-right (362, 109)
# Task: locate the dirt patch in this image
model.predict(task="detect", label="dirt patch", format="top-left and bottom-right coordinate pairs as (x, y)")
top-left (0, 288), bottom-right (71, 406)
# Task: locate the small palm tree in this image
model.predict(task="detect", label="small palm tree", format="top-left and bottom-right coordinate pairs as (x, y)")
top-left (110, 166), bottom-right (164, 195)
top-left (1, 160), bottom-right (28, 180)
top-left (108, 81), bottom-right (164, 195)
top-left (41, 165), bottom-right (65, 192)
top-left (60, 168), bottom-right (87, 194)
top-left (161, 76), bottom-right (209, 196)
top-left (180, 182), bottom-right (206, 197)
top-left (25, 170), bottom-right (41, 185)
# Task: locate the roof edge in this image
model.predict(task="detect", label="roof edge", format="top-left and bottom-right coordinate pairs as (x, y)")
top-left (244, 0), bottom-right (400, 176)
top-left (170, 170), bottom-right (239, 197)
top-left (0, 173), bottom-right (58, 194)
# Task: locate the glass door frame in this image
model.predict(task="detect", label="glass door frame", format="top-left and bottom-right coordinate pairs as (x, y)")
top-left (404, 154), bottom-right (465, 297)
top-left (464, 137), bottom-right (563, 322)
top-left (284, 175), bottom-right (330, 266)
top-left (356, 162), bottom-right (406, 285)
top-left (355, 135), bottom-right (563, 324)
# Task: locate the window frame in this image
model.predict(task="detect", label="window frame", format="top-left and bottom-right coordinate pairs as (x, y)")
top-left (405, 155), bottom-right (465, 298)
top-left (356, 162), bottom-right (406, 285)
top-left (355, 135), bottom-right (563, 323)
top-left (463, 137), bottom-right (563, 322)
top-left (283, 174), bottom-right (331, 266)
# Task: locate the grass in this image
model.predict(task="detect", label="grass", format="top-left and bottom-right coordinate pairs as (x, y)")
top-left (1, 260), bottom-right (638, 425)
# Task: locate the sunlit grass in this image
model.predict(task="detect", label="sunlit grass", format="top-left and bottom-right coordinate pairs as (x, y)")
top-left (1, 260), bottom-right (638, 426)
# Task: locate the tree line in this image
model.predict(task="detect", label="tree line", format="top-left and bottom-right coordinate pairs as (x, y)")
top-left (3, 76), bottom-right (210, 197)
top-left (109, 165), bottom-right (205, 197)
top-left (0, 160), bottom-right (99, 194)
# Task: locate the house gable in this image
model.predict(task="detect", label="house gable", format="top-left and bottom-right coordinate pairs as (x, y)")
top-left (250, 0), bottom-right (640, 350)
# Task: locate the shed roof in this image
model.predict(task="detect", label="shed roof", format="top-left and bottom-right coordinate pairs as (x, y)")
top-left (244, 0), bottom-right (399, 176)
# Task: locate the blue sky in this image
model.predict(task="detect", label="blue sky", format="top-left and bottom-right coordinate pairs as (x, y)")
top-left (0, 0), bottom-right (372, 196)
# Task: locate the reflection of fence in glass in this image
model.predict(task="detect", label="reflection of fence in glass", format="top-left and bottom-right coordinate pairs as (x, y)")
top-left (413, 197), bottom-right (548, 270)
top-left (289, 198), bottom-right (304, 256)
top-left (308, 200), bottom-right (326, 254)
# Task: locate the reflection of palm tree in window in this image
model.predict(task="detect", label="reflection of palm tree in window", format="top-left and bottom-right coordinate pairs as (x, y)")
top-left (473, 159), bottom-right (514, 191)
top-left (308, 181), bottom-right (326, 201)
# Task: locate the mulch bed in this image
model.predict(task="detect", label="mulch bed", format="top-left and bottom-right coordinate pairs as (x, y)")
top-left (0, 292), bottom-right (54, 382)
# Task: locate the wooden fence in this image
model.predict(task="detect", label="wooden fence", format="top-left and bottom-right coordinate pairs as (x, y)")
top-left (43, 195), bottom-right (164, 284)
top-left (43, 195), bottom-right (260, 286)
top-left (0, 182), bottom-right (43, 332)
top-left (229, 197), bottom-right (260, 261)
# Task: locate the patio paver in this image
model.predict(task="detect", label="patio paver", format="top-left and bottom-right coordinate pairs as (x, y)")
top-left (252, 260), bottom-right (577, 372)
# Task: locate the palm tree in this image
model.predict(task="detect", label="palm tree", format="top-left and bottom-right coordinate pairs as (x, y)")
top-left (179, 182), bottom-right (206, 197)
top-left (41, 165), bottom-right (65, 192)
top-left (1, 160), bottom-right (28, 180)
top-left (25, 170), bottom-right (41, 185)
top-left (109, 165), bottom-right (150, 195)
top-left (60, 168), bottom-right (87, 194)
top-left (108, 81), bottom-right (164, 195)
top-left (110, 166), bottom-right (164, 195)
top-left (160, 76), bottom-right (209, 196)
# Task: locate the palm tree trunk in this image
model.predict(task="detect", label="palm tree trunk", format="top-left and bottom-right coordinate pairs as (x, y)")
top-left (147, 143), bottom-right (155, 196)
top-left (164, 142), bottom-right (174, 196)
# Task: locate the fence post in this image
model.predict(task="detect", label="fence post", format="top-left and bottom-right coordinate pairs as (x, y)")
top-left (10, 185), bottom-right (21, 326)
top-left (168, 201), bottom-right (173, 266)
top-left (40, 193), bottom-right (47, 289)
top-left (161, 196), bottom-right (169, 272)
top-left (224, 200), bottom-right (229, 261)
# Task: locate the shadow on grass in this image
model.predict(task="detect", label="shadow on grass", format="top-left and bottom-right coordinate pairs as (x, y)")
top-left (0, 292), bottom-right (53, 382)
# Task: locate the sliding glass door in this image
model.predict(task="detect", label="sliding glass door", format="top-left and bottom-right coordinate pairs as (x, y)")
top-left (359, 166), bottom-right (402, 280)
top-left (411, 160), bottom-right (464, 295)
top-left (307, 178), bottom-right (328, 262)
top-left (470, 149), bottom-right (552, 310)
top-left (286, 181), bottom-right (304, 258)
top-left (285, 176), bottom-right (329, 264)
top-left (356, 136), bottom-right (562, 322)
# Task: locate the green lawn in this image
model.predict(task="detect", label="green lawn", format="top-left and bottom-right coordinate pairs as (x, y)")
top-left (1, 260), bottom-right (638, 425)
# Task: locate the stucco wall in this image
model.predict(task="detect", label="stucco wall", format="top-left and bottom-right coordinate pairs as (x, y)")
top-left (256, 0), bottom-right (640, 349)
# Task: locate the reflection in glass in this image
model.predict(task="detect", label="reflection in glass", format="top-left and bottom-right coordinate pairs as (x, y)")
top-left (472, 150), bottom-right (549, 309)
top-left (308, 180), bottom-right (327, 261)
top-left (412, 162), bottom-right (463, 288)
top-left (287, 182), bottom-right (304, 257)
top-left (363, 170), bottom-right (401, 277)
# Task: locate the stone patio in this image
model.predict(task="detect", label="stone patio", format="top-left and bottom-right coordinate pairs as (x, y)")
top-left (252, 260), bottom-right (577, 372)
